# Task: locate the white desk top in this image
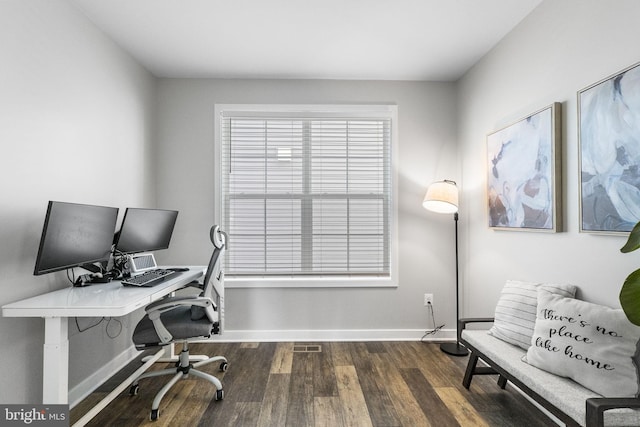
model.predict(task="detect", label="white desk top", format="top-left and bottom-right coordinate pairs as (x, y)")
top-left (2, 268), bottom-right (204, 318)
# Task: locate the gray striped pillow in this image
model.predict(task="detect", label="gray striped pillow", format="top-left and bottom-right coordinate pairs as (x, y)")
top-left (488, 280), bottom-right (576, 350)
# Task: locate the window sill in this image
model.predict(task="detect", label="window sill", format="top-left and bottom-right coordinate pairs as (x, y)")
top-left (225, 276), bottom-right (398, 288)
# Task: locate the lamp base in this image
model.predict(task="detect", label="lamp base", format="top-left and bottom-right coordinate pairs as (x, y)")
top-left (440, 342), bottom-right (468, 357)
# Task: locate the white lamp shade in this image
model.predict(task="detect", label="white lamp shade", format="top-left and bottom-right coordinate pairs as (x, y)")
top-left (423, 180), bottom-right (459, 214)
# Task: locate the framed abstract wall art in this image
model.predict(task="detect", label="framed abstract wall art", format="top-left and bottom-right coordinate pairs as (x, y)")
top-left (579, 62), bottom-right (640, 234)
top-left (486, 103), bottom-right (562, 232)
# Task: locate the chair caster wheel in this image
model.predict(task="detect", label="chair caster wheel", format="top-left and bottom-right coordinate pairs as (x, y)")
top-left (219, 362), bottom-right (229, 372)
top-left (150, 409), bottom-right (159, 421)
top-left (215, 389), bottom-right (224, 401)
top-left (129, 384), bottom-right (139, 396)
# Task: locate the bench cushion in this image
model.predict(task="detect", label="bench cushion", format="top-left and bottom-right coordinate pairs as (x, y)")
top-left (462, 329), bottom-right (640, 426)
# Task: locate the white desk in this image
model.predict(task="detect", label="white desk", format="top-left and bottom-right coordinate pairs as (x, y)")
top-left (2, 268), bottom-right (204, 406)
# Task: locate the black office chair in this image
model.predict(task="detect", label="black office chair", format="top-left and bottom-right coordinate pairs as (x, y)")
top-left (129, 225), bottom-right (228, 421)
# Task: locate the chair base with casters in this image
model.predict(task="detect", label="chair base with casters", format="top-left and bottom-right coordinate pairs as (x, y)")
top-left (129, 225), bottom-right (228, 421)
top-left (129, 340), bottom-right (228, 421)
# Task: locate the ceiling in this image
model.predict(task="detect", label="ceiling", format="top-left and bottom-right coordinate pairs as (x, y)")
top-left (68, 0), bottom-right (542, 81)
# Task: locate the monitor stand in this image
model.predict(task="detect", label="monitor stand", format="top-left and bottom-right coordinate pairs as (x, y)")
top-left (73, 264), bottom-right (112, 287)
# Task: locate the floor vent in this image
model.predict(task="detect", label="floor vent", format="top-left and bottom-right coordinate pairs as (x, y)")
top-left (293, 345), bottom-right (322, 353)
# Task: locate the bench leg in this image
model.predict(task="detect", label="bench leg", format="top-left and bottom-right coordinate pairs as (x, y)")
top-left (463, 352), bottom-right (479, 389)
top-left (497, 374), bottom-right (507, 389)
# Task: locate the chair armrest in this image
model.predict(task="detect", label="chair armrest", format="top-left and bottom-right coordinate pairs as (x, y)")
top-left (186, 280), bottom-right (204, 291)
top-left (146, 296), bottom-right (217, 344)
top-left (146, 295), bottom-right (214, 312)
top-left (459, 318), bottom-right (494, 331)
top-left (586, 397), bottom-right (640, 427)
top-left (146, 295), bottom-right (197, 312)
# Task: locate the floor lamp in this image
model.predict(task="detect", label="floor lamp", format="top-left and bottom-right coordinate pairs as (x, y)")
top-left (423, 180), bottom-right (468, 357)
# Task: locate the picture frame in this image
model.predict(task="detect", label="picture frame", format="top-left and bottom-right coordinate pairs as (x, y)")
top-left (486, 103), bottom-right (562, 232)
top-left (579, 61), bottom-right (640, 234)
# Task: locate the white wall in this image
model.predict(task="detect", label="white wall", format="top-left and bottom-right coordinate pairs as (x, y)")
top-left (0, 0), bottom-right (156, 404)
top-left (458, 0), bottom-right (640, 317)
top-left (155, 79), bottom-right (460, 340)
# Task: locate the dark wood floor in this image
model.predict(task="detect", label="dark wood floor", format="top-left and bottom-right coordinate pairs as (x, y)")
top-left (71, 341), bottom-right (554, 427)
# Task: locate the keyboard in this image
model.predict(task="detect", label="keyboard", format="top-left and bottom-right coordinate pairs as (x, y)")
top-left (121, 269), bottom-right (176, 287)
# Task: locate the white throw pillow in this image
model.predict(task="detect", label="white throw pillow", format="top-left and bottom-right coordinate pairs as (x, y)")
top-left (525, 290), bottom-right (640, 398)
top-left (488, 280), bottom-right (576, 350)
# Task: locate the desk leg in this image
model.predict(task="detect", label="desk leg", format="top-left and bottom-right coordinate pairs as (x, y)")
top-left (43, 317), bottom-right (68, 404)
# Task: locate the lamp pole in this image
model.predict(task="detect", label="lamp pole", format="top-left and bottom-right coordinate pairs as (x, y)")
top-left (439, 211), bottom-right (467, 356)
top-left (422, 179), bottom-right (467, 357)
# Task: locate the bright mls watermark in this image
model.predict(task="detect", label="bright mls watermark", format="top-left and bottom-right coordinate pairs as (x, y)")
top-left (1, 405), bottom-right (68, 426)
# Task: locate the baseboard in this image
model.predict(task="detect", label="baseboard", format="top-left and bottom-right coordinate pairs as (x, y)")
top-left (68, 345), bottom-right (140, 409)
top-left (204, 328), bottom-right (457, 342)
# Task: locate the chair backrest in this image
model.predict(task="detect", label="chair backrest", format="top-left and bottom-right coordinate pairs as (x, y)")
top-left (202, 225), bottom-right (226, 333)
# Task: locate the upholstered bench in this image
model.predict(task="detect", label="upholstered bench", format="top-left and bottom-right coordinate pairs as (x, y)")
top-left (461, 320), bottom-right (640, 426)
top-left (459, 280), bottom-right (640, 427)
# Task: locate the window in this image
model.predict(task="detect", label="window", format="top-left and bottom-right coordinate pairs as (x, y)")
top-left (215, 104), bottom-right (397, 287)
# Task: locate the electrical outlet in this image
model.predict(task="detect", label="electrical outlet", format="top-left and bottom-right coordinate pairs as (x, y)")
top-left (424, 293), bottom-right (433, 306)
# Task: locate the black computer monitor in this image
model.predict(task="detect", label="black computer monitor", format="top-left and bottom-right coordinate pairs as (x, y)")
top-left (114, 208), bottom-right (178, 254)
top-left (33, 201), bottom-right (119, 275)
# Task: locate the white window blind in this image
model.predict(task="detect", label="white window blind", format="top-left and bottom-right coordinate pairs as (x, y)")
top-left (219, 107), bottom-right (392, 279)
